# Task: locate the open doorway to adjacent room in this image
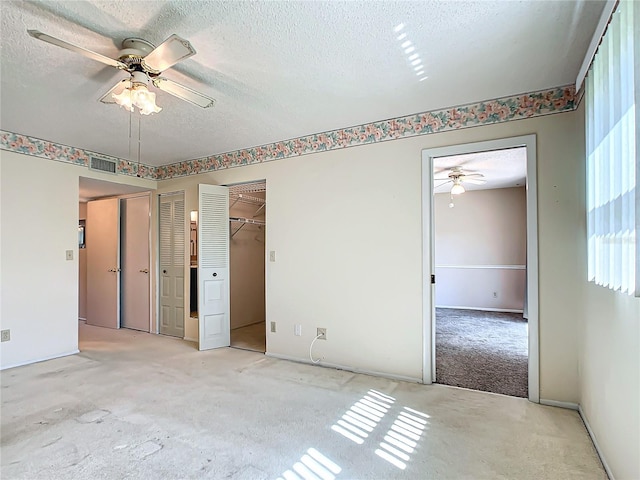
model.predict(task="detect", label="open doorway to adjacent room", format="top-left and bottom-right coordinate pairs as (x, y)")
top-left (78, 177), bottom-right (153, 340)
top-left (422, 136), bottom-right (538, 401)
top-left (227, 180), bottom-right (266, 353)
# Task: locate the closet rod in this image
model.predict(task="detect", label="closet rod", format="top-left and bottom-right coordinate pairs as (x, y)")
top-left (229, 217), bottom-right (265, 226)
top-left (230, 216), bottom-right (265, 238)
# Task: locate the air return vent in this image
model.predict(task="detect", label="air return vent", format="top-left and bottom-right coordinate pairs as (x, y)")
top-left (89, 156), bottom-right (117, 174)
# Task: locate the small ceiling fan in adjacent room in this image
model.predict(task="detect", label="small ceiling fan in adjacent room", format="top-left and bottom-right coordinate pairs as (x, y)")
top-left (435, 166), bottom-right (486, 195)
top-left (27, 30), bottom-right (216, 115)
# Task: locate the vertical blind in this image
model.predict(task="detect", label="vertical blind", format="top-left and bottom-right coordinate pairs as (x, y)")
top-left (586, 0), bottom-right (639, 296)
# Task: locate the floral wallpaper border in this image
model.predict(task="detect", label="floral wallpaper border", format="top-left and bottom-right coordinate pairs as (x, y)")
top-left (1, 85), bottom-right (575, 181)
top-left (0, 131), bottom-right (156, 180)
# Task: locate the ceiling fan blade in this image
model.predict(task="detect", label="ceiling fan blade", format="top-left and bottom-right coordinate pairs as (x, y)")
top-left (464, 179), bottom-right (487, 185)
top-left (142, 34), bottom-right (196, 73)
top-left (460, 173), bottom-right (484, 178)
top-left (99, 78), bottom-right (131, 104)
top-left (435, 180), bottom-right (453, 188)
top-left (153, 77), bottom-right (216, 108)
top-left (27, 30), bottom-right (127, 70)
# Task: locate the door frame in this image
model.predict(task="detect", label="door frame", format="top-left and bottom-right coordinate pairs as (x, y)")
top-left (421, 134), bottom-right (539, 403)
top-left (223, 179), bottom-right (268, 353)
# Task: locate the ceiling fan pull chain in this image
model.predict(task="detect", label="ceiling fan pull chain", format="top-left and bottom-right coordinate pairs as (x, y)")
top-left (137, 115), bottom-right (142, 177)
top-left (128, 105), bottom-right (133, 161)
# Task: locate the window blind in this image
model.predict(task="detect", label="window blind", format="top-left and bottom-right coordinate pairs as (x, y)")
top-left (586, 0), bottom-right (639, 296)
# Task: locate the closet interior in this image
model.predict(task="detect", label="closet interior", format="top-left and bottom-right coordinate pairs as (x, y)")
top-left (228, 181), bottom-right (266, 352)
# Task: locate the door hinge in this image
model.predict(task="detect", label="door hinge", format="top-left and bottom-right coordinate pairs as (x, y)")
top-left (431, 274), bottom-right (436, 284)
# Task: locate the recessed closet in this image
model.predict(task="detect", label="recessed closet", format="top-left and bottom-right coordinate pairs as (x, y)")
top-left (228, 181), bottom-right (266, 352)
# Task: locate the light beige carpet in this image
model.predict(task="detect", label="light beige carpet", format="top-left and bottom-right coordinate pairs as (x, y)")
top-left (231, 322), bottom-right (266, 353)
top-left (0, 324), bottom-right (605, 479)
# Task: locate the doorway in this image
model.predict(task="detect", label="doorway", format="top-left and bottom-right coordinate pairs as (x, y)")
top-left (422, 135), bottom-right (539, 402)
top-left (79, 177), bottom-right (152, 335)
top-left (228, 181), bottom-right (266, 353)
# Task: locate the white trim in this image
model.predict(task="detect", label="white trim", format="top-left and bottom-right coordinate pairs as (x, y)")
top-left (436, 305), bottom-right (524, 314)
top-left (435, 264), bottom-right (525, 270)
top-left (1, 350), bottom-right (80, 371)
top-left (540, 399), bottom-right (579, 410)
top-left (579, 405), bottom-right (615, 480)
top-left (421, 135), bottom-right (540, 403)
top-left (576, 0), bottom-right (617, 91)
top-left (265, 352), bottom-right (422, 384)
top-left (524, 136), bottom-right (540, 403)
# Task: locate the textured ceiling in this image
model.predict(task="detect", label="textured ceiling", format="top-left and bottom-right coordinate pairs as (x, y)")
top-left (433, 147), bottom-right (526, 194)
top-left (0, 1), bottom-right (604, 167)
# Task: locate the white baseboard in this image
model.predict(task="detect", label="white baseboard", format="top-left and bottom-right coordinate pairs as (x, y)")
top-left (265, 352), bottom-right (422, 384)
top-left (1, 349), bottom-right (80, 371)
top-left (539, 398), bottom-right (579, 410)
top-left (579, 405), bottom-right (614, 480)
top-left (436, 305), bottom-right (524, 314)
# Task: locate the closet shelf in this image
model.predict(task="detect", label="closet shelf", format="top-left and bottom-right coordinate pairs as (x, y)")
top-left (230, 193), bottom-right (265, 208)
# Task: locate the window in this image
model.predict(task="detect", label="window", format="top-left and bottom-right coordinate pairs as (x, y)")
top-left (586, 0), bottom-right (639, 296)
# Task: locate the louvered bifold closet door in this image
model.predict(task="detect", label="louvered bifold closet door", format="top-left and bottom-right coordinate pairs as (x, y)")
top-left (159, 194), bottom-right (185, 337)
top-left (198, 184), bottom-right (230, 350)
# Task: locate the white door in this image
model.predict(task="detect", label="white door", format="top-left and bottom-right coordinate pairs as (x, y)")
top-left (198, 184), bottom-right (230, 350)
top-left (87, 198), bottom-right (120, 329)
top-left (121, 195), bottom-right (151, 332)
top-left (159, 193), bottom-right (185, 337)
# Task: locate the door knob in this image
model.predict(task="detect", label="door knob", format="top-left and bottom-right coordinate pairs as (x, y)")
top-left (140, 268), bottom-right (149, 273)
top-left (163, 269), bottom-right (167, 274)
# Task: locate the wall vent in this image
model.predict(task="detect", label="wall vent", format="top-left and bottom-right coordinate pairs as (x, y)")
top-left (89, 156), bottom-right (117, 174)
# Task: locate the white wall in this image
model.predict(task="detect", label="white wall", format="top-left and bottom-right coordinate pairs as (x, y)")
top-left (434, 187), bottom-right (526, 311)
top-left (0, 151), bottom-right (156, 369)
top-left (574, 100), bottom-right (640, 480)
top-left (160, 109), bottom-right (585, 397)
top-left (230, 198), bottom-right (266, 329)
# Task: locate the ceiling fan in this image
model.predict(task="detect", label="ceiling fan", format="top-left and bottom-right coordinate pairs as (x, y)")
top-left (27, 30), bottom-right (216, 114)
top-left (435, 167), bottom-right (486, 195)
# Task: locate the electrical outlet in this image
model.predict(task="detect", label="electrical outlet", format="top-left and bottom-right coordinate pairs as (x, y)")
top-left (66, 250), bottom-right (74, 261)
top-left (1, 329), bottom-right (10, 342)
top-left (294, 324), bottom-right (302, 336)
top-left (270, 321), bottom-right (276, 333)
top-left (317, 328), bottom-right (326, 340)
top-left (492, 292), bottom-right (498, 298)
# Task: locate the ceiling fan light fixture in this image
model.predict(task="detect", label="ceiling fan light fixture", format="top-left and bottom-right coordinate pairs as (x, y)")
top-left (451, 182), bottom-right (465, 195)
top-left (112, 88), bottom-right (134, 112)
top-left (132, 85), bottom-right (162, 115)
top-left (112, 72), bottom-right (161, 115)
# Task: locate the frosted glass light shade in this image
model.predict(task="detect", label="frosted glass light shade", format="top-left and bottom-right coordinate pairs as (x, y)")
top-left (451, 183), bottom-right (465, 195)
